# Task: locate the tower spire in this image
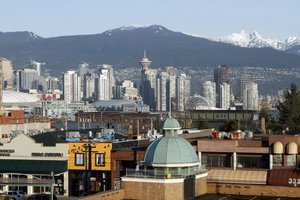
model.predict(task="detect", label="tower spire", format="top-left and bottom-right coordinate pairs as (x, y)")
top-left (169, 88), bottom-right (172, 118)
top-left (139, 50), bottom-right (151, 70)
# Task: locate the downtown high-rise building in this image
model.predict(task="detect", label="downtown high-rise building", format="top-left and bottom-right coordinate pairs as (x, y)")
top-left (140, 51), bottom-right (157, 111)
top-left (237, 74), bottom-right (251, 101)
top-left (80, 64), bottom-right (115, 102)
top-left (139, 51), bottom-right (190, 112)
top-left (45, 76), bottom-right (60, 91)
top-left (214, 65), bottom-right (230, 108)
top-left (0, 58), bottom-right (13, 89)
top-left (176, 73), bottom-right (191, 111)
top-left (214, 65), bottom-right (229, 86)
top-left (156, 66), bottom-right (177, 111)
top-left (122, 80), bottom-right (138, 99)
top-left (202, 81), bottom-right (216, 107)
top-left (26, 60), bottom-right (46, 76)
top-left (112, 80), bottom-right (138, 99)
top-left (78, 62), bottom-right (91, 80)
top-left (16, 68), bottom-right (39, 92)
top-left (83, 72), bottom-right (97, 102)
top-left (63, 70), bottom-right (81, 104)
top-left (243, 82), bottom-right (259, 110)
top-left (95, 65), bottom-right (115, 100)
top-left (219, 82), bottom-right (230, 109)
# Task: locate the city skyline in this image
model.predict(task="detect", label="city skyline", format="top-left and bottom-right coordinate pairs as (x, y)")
top-left (0, 0), bottom-right (299, 40)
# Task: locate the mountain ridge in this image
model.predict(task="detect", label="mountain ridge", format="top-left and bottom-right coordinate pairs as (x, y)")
top-left (0, 25), bottom-right (300, 75)
top-left (213, 30), bottom-right (300, 51)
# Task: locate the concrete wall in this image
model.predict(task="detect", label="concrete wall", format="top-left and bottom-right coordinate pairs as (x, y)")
top-left (79, 189), bottom-right (124, 200)
top-left (195, 176), bottom-right (207, 196)
top-left (207, 183), bottom-right (300, 198)
top-left (123, 180), bottom-right (184, 200)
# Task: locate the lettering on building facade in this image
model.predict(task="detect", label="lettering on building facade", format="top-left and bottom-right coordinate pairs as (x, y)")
top-left (31, 152), bottom-right (64, 157)
top-left (288, 178), bottom-right (300, 187)
top-left (0, 149), bottom-right (15, 156)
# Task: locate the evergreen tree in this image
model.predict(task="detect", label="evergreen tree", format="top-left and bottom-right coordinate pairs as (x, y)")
top-left (259, 108), bottom-right (277, 133)
top-left (198, 118), bottom-right (210, 129)
top-left (277, 83), bottom-right (300, 133)
top-left (219, 120), bottom-right (238, 132)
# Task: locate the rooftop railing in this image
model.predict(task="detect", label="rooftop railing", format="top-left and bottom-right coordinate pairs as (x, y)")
top-left (125, 165), bottom-right (207, 179)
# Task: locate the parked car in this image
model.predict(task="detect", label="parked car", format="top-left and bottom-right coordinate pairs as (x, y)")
top-left (27, 193), bottom-right (57, 200)
top-left (2, 191), bottom-right (24, 200)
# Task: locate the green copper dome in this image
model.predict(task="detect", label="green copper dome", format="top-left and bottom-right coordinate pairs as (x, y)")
top-left (163, 117), bottom-right (181, 130)
top-left (143, 116), bottom-right (199, 167)
top-left (143, 136), bottom-right (199, 166)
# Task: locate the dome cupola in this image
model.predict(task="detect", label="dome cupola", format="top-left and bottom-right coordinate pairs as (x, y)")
top-left (143, 116), bottom-right (199, 167)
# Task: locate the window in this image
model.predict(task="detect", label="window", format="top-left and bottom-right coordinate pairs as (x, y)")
top-left (237, 155), bottom-right (269, 169)
top-left (75, 153), bottom-right (84, 166)
top-left (273, 154), bottom-right (283, 167)
top-left (287, 155), bottom-right (297, 167)
top-left (95, 153), bottom-right (105, 166)
top-left (202, 154), bottom-right (232, 167)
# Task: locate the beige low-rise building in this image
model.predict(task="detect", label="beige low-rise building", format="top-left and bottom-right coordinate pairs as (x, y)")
top-left (0, 133), bottom-right (68, 196)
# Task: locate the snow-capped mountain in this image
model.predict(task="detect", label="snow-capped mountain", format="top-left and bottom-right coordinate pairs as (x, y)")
top-left (215, 30), bottom-right (300, 51)
top-left (103, 25), bottom-right (173, 36)
top-left (0, 31), bottom-right (42, 45)
top-left (26, 31), bottom-right (41, 40)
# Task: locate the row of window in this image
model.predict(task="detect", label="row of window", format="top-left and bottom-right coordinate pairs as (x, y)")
top-left (75, 153), bottom-right (105, 166)
top-left (202, 154), bottom-right (298, 168)
top-left (273, 154), bottom-right (296, 167)
top-left (202, 154), bottom-right (269, 169)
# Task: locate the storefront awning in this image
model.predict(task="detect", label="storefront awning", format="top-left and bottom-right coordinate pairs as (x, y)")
top-left (208, 169), bottom-right (267, 185)
top-left (0, 159), bottom-right (67, 174)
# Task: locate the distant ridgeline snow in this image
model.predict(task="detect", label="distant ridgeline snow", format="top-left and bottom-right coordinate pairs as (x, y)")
top-left (0, 25), bottom-right (300, 75)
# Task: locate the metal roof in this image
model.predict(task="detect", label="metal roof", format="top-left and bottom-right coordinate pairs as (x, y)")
top-left (163, 117), bottom-right (181, 130)
top-left (3, 90), bottom-right (39, 104)
top-left (143, 136), bottom-right (199, 166)
top-left (92, 99), bottom-right (136, 108)
top-left (31, 132), bottom-right (67, 146)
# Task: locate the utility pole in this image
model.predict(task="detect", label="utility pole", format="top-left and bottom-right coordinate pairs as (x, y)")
top-left (84, 144), bottom-right (89, 195)
top-left (84, 142), bottom-right (95, 196)
top-left (50, 171), bottom-right (54, 200)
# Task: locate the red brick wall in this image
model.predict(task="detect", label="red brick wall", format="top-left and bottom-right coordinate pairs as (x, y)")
top-left (207, 183), bottom-right (300, 198)
top-left (0, 110), bottom-right (25, 124)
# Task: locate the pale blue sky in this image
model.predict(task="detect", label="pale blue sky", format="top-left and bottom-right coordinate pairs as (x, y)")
top-left (0, 0), bottom-right (299, 40)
